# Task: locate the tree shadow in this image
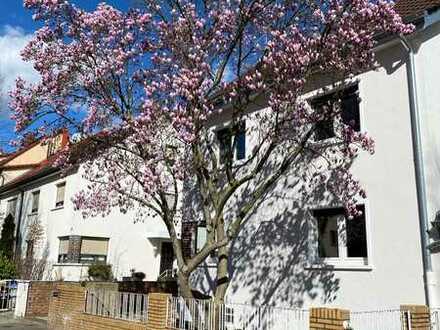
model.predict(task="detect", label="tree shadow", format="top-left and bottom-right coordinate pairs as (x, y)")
top-left (188, 152), bottom-right (357, 308)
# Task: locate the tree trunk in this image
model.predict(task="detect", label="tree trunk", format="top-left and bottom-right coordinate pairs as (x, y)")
top-left (214, 245), bottom-right (229, 305)
top-left (178, 271), bottom-right (194, 299)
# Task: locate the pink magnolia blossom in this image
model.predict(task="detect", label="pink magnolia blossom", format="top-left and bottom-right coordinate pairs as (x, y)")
top-left (10, 0), bottom-right (412, 295)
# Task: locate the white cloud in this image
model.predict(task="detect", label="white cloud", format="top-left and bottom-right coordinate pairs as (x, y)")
top-left (0, 25), bottom-right (39, 119)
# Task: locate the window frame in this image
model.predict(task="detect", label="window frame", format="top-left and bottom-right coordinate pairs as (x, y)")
top-left (55, 182), bottom-right (66, 208)
top-left (57, 236), bottom-right (109, 265)
top-left (79, 236), bottom-right (109, 264)
top-left (308, 203), bottom-right (372, 270)
top-left (216, 121), bottom-right (246, 164)
top-left (30, 190), bottom-right (40, 214)
top-left (195, 222), bottom-right (217, 260)
top-left (6, 197), bottom-right (18, 218)
top-left (311, 83), bottom-right (362, 142)
top-left (57, 236), bottom-right (69, 263)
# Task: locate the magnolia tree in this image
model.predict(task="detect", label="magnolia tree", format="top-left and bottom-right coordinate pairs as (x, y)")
top-left (11, 0), bottom-right (410, 302)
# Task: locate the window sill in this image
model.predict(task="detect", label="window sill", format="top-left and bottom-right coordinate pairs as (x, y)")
top-left (51, 206), bottom-right (64, 211)
top-left (305, 262), bottom-right (373, 271)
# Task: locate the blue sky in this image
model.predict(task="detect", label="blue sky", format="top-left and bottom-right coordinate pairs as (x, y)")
top-left (0, 1), bottom-right (130, 152)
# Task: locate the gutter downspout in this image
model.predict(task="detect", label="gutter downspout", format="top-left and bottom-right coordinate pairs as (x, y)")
top-left (399, 35), bottom-right (435, 307)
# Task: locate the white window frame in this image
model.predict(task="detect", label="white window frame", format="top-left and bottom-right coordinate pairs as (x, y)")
top-left (307, 202), bottom-right (372, 270)
top-left (6, 197), bottom-right (18, 218)
top-left (55, 182), bottom-right (66, 209)
top-left (30, 190), bottom-right (40, 214)
top-left (215, 121), bottom-right (247, 165)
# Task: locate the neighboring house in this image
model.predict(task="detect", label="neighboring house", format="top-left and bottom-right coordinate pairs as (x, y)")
top-left (0, 134), bottom-right (171, 281)
top-left (0, 132), bottom-right (68, 186)
top-left (181, 0), bottom-right (440, 310)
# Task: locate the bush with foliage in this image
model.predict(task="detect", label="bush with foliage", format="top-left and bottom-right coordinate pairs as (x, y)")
top-left (0, 253), bottom-right (16, 280)
top-left (0, 214), bottom-right (15, 260)
top-left (88, 263), bottom-right (113, 281)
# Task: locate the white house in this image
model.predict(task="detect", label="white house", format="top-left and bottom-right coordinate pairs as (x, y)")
top-left (180, 0), bottom-right (440, 311)
top-left (2, 0), bottom-right (440, 312)
top-left (0, 133), bottom-right (172, 282)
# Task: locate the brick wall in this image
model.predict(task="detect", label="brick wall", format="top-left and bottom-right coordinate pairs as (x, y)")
top-left (47, 283), bottom-right (171, 330)
top-left (147, 293), bottom-right (170, 330)
top-left (25, 281), bottom-right (57, 317)
top-left (401, 305), bottom-right (431, 330)
top-left (48, 283), bottom-right (86, 330)
top-left (310, 307), bottom-right (350, 330)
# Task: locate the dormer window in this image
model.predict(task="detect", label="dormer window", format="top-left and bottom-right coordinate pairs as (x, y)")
top-left (47, 134), bottom-right (62, 157)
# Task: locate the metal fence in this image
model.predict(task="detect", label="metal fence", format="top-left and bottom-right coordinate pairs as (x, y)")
top-left (0, 280), bottom-right (17, 311)
top-left (349, 309), bottom-right (411, 330)
top-left (84, 289), bottom-right (148, 323)
top-left (432, 309), bottom-right (440, 330)
top-left (167, 296), bottom-right (309, 330)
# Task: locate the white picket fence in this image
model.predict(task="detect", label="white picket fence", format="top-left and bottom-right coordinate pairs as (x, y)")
top-left (432, 309), bottom-right (440, 330)
top-left (84, 289), bottom-right (149, 322)
top-left (349, 309), bottom-right (410, 330)
top-left (167, 296), bottom-right (309, 330)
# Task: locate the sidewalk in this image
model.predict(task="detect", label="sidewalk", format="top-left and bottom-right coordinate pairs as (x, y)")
top-left (0, 312), bottom-right (48, 329)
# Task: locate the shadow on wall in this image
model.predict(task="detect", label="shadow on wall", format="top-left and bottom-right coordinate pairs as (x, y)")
top-left (227, 178), bottom-right (340, 308)
top-left (189, 156), bottom-right (352, 308)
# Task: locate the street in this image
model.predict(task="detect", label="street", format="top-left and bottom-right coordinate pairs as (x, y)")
top-left (0, 313), bottom-right (47, 329)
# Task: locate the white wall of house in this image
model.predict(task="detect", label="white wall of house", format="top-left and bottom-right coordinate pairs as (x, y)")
top-left (412, 17), bottom-right (440, 308)
top-left (0, 166), bottom-right (170, 282)
top-left (191, 39), bottom-right (429, 310)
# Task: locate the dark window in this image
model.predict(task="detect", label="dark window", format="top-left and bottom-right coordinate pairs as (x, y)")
top-left (159, 242), bottom-right (174, 275)
top-left (217, 122), bottom-right (246, 163)
top-left (346, 205), bottom-right (368, 258)
top-left (316, 212), bottom-right (339, 258)
top-left (315, 118), bottom-right (335, 141)
top-left (341, 85), bottom-right (361, 131)
top-left (312, 85), bottom-right (360, 141)
top-left (31, 191), bottom-right (40, 213)
top-left (55, 182), bottom-right (66, 208)
top-left (313, 205), bottom-right (367, 259)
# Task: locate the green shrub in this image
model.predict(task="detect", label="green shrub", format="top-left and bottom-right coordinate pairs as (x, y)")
top-left (0, 253), bottom-right (16, 279)
top-left (0, 214), bottom-right (15, 260)
top-left (88, 263), bottom-right (113, 281)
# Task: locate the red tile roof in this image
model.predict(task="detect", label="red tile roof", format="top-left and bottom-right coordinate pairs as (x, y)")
top-left (395, 0), bottom-right (440, 18)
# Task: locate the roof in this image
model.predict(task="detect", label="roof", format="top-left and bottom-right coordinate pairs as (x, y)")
top-left (395, 0), bottom-right (440, 19)
top-left (0, 140), bottom-right (41, 168)
top-left (0, 157), bottom-right (60, 194)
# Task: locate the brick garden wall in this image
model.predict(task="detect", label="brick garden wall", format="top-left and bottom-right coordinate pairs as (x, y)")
top-left (25, 281), bottom-right (57, 317)
top-left (46, 283), bottom-right (433, 330)
top-left (47, 283), bottom-right (85, 329)
top-left (47, 282), bottom-right (149, 330)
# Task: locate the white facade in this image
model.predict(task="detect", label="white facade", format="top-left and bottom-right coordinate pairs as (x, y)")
top-left (1, 7), bottom-right (440, 313)
top-left (0, 166), bottom-right (171, 282)
top-left (190, 12), bottom-right (440, 311)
